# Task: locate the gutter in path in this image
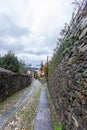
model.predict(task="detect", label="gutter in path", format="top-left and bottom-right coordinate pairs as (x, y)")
top-left (34, 85), bottom-right (54, 130)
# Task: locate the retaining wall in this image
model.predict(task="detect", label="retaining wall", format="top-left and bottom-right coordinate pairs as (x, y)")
top-left (48, 1), bottom-right (87, 130)
top-left (0, 69), bottom-right (32, 101)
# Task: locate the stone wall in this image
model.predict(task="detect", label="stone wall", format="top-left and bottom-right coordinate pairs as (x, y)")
top-left (48, 1), bottom-right (87, 130)
top-left (0, 68), bottom-right (32, 102)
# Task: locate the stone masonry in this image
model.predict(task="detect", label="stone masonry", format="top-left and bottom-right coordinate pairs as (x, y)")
top-left (48, 1), bottom-right (87, 130)
top-left (0, 67), bottom-right (32, 102)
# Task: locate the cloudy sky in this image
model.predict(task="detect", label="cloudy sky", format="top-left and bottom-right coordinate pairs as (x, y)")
top-left (0, 0), bottom-right (74, 66)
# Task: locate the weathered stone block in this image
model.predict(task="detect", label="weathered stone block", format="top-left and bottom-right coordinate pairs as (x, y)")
top-left (79, 27), bottom-right (87, 39)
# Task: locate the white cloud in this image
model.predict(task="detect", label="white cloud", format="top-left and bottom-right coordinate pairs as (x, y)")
top-left (0, 0), bottom-right (74, 65)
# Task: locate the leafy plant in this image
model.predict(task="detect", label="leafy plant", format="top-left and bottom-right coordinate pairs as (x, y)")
top-left (54, 122), bottom-right (63, 130)
top-left (77, 79), bottom-right (81, 84)
top-left (48, 33), bottom-right (80, 75)
top-left (83, 70), bottom-right (87, 74)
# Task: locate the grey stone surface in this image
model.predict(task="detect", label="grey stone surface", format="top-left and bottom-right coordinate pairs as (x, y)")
top-left (79, 44), bottom-right (87, 52)
top-left (34, 86), bottom-right (53, 130)
top-left (0, 67), bottom-right (13, 73)
top-left (79, 27), bottom-right (87, 39)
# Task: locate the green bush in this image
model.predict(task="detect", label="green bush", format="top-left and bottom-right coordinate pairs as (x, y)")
top-left (54, 122), bottom-right (63, 130)
top-left (0, 51), bottom-right (27, 73)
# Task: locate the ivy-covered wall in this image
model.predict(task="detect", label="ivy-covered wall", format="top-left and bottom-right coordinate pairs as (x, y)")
top-left (0, 68), bottom-right (32, 102)
top-left (48, 1), bottom-right (87, 130)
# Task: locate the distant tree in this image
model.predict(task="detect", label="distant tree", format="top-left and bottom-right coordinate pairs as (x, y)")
top-left (0, 50), bottom-right (19, 72)
top-left (43, 63), bottom-right (48, 78)
top-left (19, 60), bottom-right (28, 74)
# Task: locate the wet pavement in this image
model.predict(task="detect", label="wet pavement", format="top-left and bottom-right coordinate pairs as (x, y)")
top-left (34, 85), bottom-right (53, 130)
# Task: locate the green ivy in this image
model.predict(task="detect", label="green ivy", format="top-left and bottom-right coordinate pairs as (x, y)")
top-left (48, 33), bottom-right (79, 75)
top-left (54, 122), bottom-right (63, 130)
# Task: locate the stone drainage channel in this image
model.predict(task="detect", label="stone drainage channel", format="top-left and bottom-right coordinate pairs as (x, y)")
top-left (0, 80), bottom-right (53, 130)
top-left (34, 85), bottom-right (53, 130)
